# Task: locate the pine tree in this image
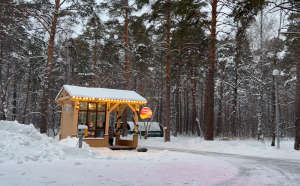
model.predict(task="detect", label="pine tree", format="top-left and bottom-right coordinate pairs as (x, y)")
top-left (24, 0), bottom-right (97, 133)
top-left (267, 0), bottom-right (300, 150)
top-left (150, 0), bottom-right (207, 140)
top-left (0, 0), bottom-right (31, 121)
top-left (101, 0), bottom-right (149, 136)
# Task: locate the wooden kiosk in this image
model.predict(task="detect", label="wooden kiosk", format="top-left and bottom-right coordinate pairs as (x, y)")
top-left (55, 85), bottom-right (147, 148)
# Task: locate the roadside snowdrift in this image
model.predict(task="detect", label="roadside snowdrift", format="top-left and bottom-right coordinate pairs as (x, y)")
top-left (138, 136), bottom-right (300, 159)
top-left (0, 121), bottom-right (98, 164)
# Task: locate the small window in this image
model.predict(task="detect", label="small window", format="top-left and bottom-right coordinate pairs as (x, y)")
top-left (78, 111), bottom-right (87, 125)
top-left (78, 102), bottom-right (107, 138)
top-left (88, 112), bottom-right (96, 129)
top-left (97, 103), bottom-right (105, 111)
top-left (79, 102), bottom-right (87, 110)
top-left (89, 103), bottom-right (96, 111)
top-left (97, 112), bottom-right (105, 124)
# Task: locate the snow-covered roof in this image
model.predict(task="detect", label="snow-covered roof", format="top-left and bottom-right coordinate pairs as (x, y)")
top-left (55, 85), bottom-right (147, 102)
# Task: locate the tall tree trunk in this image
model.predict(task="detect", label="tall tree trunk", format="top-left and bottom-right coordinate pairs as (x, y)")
top-left (225, 100), bottom-right (228, 137)
top-left (294, 18), bottom-right (300, 150)
top-left (257, 8), bottom-right (264, 141)
top-left (2, 41), bottom-right (11, 121)
top-left (175, 45), bottom-right (182, 136)
top-left (199, 78), bottom-right (204, 136)
top-left (40, 0), bottom-right (60, 134)
top-left (155, 85), bottom-right (160, 123)
top-left (140, 78), bottom-right (145, 97)
top-left (159, 62), bottom-right (163, 125)
top-left (122, 0), bottom-right (130, 136)
top-left (203, 72), bottom-right (208, 136)
top-left (190, 70), bottom-right (194, 135)
top-left (186, 87), bottom-right (190, 134)
top-left (271, 75), bottom-right (276, 145)
top-left (183, 89), bottom-right (187, 134)
top-left (1, 84), bottom-right (7, 121)
top-left (199, 79), bottom-right (204, 135)
top-left (191, 67), bottom-right (200, 136)
top-left (284, 87), bottom-right (289, 137)
top-left (205, 0), bottom-right (217, 140)
top-left (216, 65), bottom-right (225, 137)
top-left (124, 0), bottom-right (130, 90)
top-left (93, 37), bottom-right (98, 87)
top-left (12, 81), bottom-right (17, 121)
top-left (0, 29), bottom-right (2, 87)
top-left (165, 0), bottom-right (171, 142)
top-left (23, 63), bottom-right (31, 124)
top-left (232, 68), bottom-right (238, 137)
top-left (179, 90), bottom-right (182, 134)
top-left (238, 101), bottom-right (241, 136)
top-left (13, 54), bottom-right (18, 121)
top-left (150, 84), bottom-right (156, 110)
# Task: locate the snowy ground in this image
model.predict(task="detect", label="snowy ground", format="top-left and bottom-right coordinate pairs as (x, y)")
top-left (1, 121), bottom-right (299, 186)
top-left (137, 135), bottom-right (300, 160)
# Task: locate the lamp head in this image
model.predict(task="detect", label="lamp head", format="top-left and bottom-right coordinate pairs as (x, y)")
top-left (273, 69), bottom-right (280, 76)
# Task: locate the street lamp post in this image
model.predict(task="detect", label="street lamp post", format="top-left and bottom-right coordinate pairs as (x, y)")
top-left (273, 69), bottom-right (280, 149)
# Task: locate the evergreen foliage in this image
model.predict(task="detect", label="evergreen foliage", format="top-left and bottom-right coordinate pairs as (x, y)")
top-left (1, 0), bottom-right (300, 150)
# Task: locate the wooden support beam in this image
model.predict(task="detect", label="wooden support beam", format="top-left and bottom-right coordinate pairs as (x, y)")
top-left (119, 106), bottom-right (125, 116)
top-left (127, 103), bottom-right (136, 113)
top-left (134, 110), bottom-right (138, 132)
top-left (126, 103), bottom-right (139, 132)
top-left (112, 109), bottom-right (117, 114)
top-left (108, 103), bottom-right (120, 114)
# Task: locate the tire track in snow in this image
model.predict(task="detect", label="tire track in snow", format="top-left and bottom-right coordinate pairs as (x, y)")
top-left (141, 146), bottom-right (300, 185)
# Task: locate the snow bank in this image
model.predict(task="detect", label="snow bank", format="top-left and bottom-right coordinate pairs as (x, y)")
top-left (0, 121), bottom-right (98, 164)
top-left (138, 136), bottom-right (300, 160)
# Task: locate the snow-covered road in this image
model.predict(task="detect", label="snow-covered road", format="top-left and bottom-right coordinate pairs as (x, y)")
top-left (2, 147), bottom-right (299, 186)
top-left (141, 146), bottom-right (300, 185)
top-left (1, 149), bottom-right (238, 186)
top-left (2, 121), bottom-right (300, 186)
top-left (220, 156), bottom-right (300, 185)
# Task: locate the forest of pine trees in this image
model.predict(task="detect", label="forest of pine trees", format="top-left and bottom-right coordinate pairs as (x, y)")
top-left (1, 0), bottom-right (300, 150)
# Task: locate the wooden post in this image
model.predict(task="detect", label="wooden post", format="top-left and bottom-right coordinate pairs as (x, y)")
top-left (125, 103), bottom-right (140, 147)
top-left (134, 104), bottom-right (139, 132)
top-left (59, 103), bottom-right (64, 140)
top-left (115, 106), bottom-right (124, 145)
top-left (117, 106), bottom-right (122, 133)
top-left (132, 104), bottom-right (138, 147)
top-left (105, 102), bottom-right (110, 136)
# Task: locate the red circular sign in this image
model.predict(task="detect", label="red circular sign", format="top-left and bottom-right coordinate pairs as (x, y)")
top-left (140, 107), bottom-right (153, 119)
